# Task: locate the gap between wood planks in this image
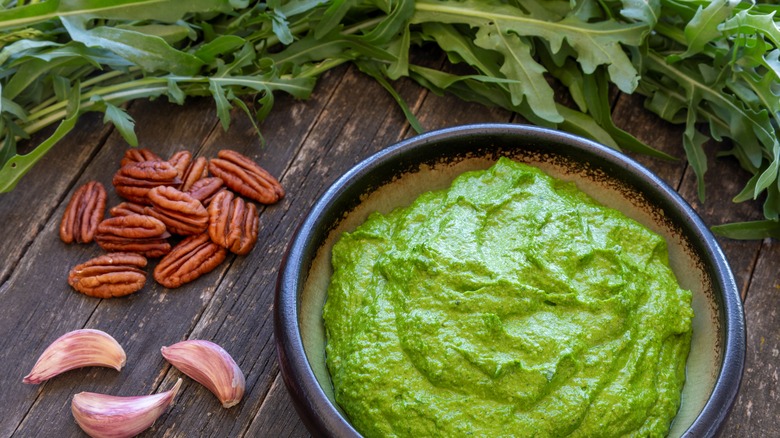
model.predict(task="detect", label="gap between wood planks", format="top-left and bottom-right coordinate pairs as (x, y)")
top-left (741, 241), bottom-right (765, 302)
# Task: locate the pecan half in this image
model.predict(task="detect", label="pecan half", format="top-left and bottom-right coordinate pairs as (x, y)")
top-left (120, 148), bottom-right (162, 167)
top-left (154, 233), bottom-right (227, 288)
top-left (208, 190), bottom-right (259, 255)
top-left (60, 181), bottom-right (107, 244)
top-left (180, 156), bottom-right (209, 192)
top-left (95, 214), bottom-right (171, 258)
top-left (109, 201), bottom-right (147, 217)
top-left (208, 150), bottom-right (284, 204)
top-left (113, 160), bottom-right (181, 204)
top-left (68, 252), bottom-right (147, 298)
top-left (186, 177), bottom-right (224, 205)
top-left (145, 186), bottom-right (208, 236)
top-left (168, 150), bottom-right (192, 181)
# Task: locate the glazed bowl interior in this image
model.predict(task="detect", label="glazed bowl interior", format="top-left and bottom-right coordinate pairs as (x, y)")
top-left (276, 124), bottom-right (744, 437)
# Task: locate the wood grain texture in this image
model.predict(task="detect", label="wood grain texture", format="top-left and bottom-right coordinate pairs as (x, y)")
top-left (719, 240), bottom-right (779, 437)
top-left (0, 56), bottom-right (777, 438)
top-left (0, 112), bottom-right (112, 285)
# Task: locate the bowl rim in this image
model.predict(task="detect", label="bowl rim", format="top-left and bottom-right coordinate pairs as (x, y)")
top-left (274, 123), bottom-right (745, 438)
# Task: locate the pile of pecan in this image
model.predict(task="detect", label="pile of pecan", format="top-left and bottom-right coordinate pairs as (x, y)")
top-left (61, 148), bottom-right (284, 298)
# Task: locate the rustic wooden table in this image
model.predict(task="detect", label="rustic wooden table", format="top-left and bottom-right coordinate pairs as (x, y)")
top-left (1, 53), bottom-right (777, 437)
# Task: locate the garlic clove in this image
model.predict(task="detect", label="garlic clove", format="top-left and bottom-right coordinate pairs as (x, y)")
top-left (71, 378), bottom-right (182, 438)
top-left (23, 329), bottom-right (126, 384)
top-left (161, 339), bottom-right (245, 408)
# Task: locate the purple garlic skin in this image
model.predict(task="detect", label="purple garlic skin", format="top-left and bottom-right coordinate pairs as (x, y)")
top-left (23, 329), bottom-right (126, 384)
top-left (161, 339), bottom-right (245, 408)
top-left (71, 378), bottom-right (182, 438)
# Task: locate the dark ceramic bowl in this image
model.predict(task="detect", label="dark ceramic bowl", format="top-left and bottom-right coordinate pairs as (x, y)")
top-left (275, 124), bottom-right (745, 437)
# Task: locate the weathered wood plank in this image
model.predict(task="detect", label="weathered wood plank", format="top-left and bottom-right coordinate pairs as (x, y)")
top-left (2, 97), bottom-right (223, 437)
top-left (0, 112), bottom-right (112, 284)
top-left (719, 240), bottom-right (780, 437)
top-left (612, 92), bottom-right (688, 184)
top-left (245, 374), bottom-right (310, 437)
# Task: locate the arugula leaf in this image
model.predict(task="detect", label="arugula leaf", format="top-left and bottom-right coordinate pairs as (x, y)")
top-left (269, 29), bottom-right (397, 67)
top-left (712, 219), bottom-right (780, 240)
top-left (361, 0), bottom-right (416, 45)
top-left (61, 16), bottom-right (204, 75)
top-left (314, 0), bottom-right (357, 39)
top-left (620, 0), bottom-right (661, 28)
top-left (411, 0), bottom-right (646, 94)
top-left (581, 67), bottom-right (674, 159)
top-left (194, 35), bottom-right (246, 64)
top-left (671, 0), bottom-right (738, 61)
top-left (101, 101), bottom-right (138, 146)
top-left (719, 7), bottom-right (780, 48)
top-left (268, 5), bottom-right (295, 45)
top-left (473, 25), bottom-right (561, 122)
top-left (277, 0), bottom-right (330, 17)
top-left (0, 0), bottom-right (231, 31)
top-left (209, 79), bottom-right (232, 131)
top-left (166, 78), bottom-right (186, 105)
top-left (0, 82), bottom-right (81, 192)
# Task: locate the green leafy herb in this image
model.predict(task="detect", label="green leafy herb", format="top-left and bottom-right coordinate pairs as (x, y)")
top-left (1, 0), bottom-right (779, 238)
top-left (711, 220), bottom-right (780, 240)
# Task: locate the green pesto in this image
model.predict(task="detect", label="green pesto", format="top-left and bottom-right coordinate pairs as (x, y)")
top-left (323, 158), bottom-right (693, 437)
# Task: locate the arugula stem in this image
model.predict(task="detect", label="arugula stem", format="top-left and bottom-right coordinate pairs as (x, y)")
top-left (23, 66), bottom-right (316, 136)
top-left (22, 83), bottom-right (169, 136)
top-left (652, 22), bottom-right (720, 59)
top-left (27, 68), bottom-right (144, 117)
top-left (82, 68), bottom-right (142, 92)
top-left (24, 73), bottom-right (154, 130)
top-left (343, 17), bottom-right (386, 35)
top-left (299, 58), bottom-right (350, 78)
top-left (413, 0), bottom-right (648, 37)
top-left (652, 22), bottom-right (685, 46)
top-left (251, 21), bottom-right (310, 50)
top-left (0, 0), bottom-right (197, 31)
